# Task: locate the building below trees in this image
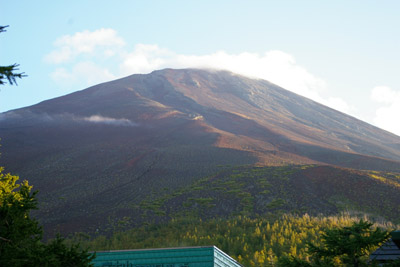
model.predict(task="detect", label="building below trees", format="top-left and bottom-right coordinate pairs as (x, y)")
top-left (91, 246), bottom-right (242, 267)
top-left (370, 231), bottom-right (400, 264)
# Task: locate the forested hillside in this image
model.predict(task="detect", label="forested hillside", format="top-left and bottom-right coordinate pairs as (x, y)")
top-left (68, 213), bottom-right (398, 266)
top-left (96, 164), bottom-right (400, 236)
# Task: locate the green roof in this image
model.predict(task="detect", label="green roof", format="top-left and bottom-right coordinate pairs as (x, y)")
top-left (91, 246), bottom-right (242, 267)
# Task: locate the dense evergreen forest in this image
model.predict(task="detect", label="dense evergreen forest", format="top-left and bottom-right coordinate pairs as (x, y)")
top-left (67, 213), bottom-right (398, 266)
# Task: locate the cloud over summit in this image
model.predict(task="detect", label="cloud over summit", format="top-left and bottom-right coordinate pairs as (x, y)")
top-left (44, 28), bottom-right (400, 136)
top-left (45, 28), bottom-right (349, 111)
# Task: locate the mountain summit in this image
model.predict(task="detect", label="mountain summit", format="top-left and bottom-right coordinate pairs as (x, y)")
top-left (1, 68), bottom-right (399, 235)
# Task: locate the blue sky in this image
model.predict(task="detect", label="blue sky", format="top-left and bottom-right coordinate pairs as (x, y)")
top-left (1, 1), bottom-right (400, 135)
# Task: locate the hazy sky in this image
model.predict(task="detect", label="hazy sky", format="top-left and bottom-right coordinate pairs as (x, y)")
top-left (1, 1), bottom-right (400, 136)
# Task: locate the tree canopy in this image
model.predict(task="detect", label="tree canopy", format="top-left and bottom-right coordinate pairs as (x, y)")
top-left (0, 26), bottom-right (26, 85)
top-left (0, 167), bottom-right (94, 266)
top-left (278, 220), bottom-right (397, 267)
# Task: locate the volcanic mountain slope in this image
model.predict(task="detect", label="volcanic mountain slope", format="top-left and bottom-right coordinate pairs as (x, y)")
top-left (0, 68), bottom-right (399, 236)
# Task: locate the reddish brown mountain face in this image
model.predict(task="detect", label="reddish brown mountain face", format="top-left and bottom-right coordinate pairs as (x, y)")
top-left (1, 68), bottom-right (399, 236)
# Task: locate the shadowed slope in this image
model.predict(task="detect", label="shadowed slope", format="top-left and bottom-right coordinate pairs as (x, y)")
top-left (0, 68), bottom-right (399, 236)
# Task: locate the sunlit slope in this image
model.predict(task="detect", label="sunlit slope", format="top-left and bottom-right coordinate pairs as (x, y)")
top-left (0, 68), bottom-right (399, 236)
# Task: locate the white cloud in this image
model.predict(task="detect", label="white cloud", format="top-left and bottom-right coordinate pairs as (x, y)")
top-left (45, 28), bottom-right (125, 64)
top-left (0, 111), bottom-right (137, 127)
top-left (74, 61), bottom-right (115, 85)
top-left (323, 97), bottom-right (356, 115)
top-left (120, 45), bottom-right (354, 114)
top-left (50, 61), bottom-right (115, 89)
top-left (45, 46), bottom-right (73, 64)
top-left (50, 68), bottom-right (74, 86)
top-left (370, 86), bottom-right (400, 136)
top-left (120, 44), bottom-right (171, 75)
top-left (121, 47), bottom-right (328, 98)
top-left (82, 115), bottom-right (137, 126)
top-left (45, 29), bottom-right (353, 116)
top-left (371, 86), bottom-right (399, 104)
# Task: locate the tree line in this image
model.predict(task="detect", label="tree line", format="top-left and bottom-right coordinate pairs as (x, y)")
top-left (68, 213), bottom-right (399, 266)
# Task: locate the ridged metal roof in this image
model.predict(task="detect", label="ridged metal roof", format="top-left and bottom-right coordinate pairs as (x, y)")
top-left (370, 231), bottom-right (400, 263)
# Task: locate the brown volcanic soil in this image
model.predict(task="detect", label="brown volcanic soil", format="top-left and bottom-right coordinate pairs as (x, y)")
top-left (0, 68), bottom-right (400, 236)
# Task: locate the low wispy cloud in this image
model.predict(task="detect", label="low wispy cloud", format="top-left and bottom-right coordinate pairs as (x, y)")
top-left (370, 86), bottom-right (400, 135)
top-left (0, 111), bottom-right (137, 128)
top-left (0, 110), bottom-right (57, 122)
top-left (82, 115), bottom-right (137, 127)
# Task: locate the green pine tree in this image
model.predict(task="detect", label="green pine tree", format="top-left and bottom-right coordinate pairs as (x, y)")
top-left (0, 26), bottom-right (26, 85)
top-left (0, 168), bottom-right (94, 266)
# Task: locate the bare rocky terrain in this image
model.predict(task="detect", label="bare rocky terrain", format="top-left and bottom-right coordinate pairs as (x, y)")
top-left (1, 68), bottom-right (399, 237)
